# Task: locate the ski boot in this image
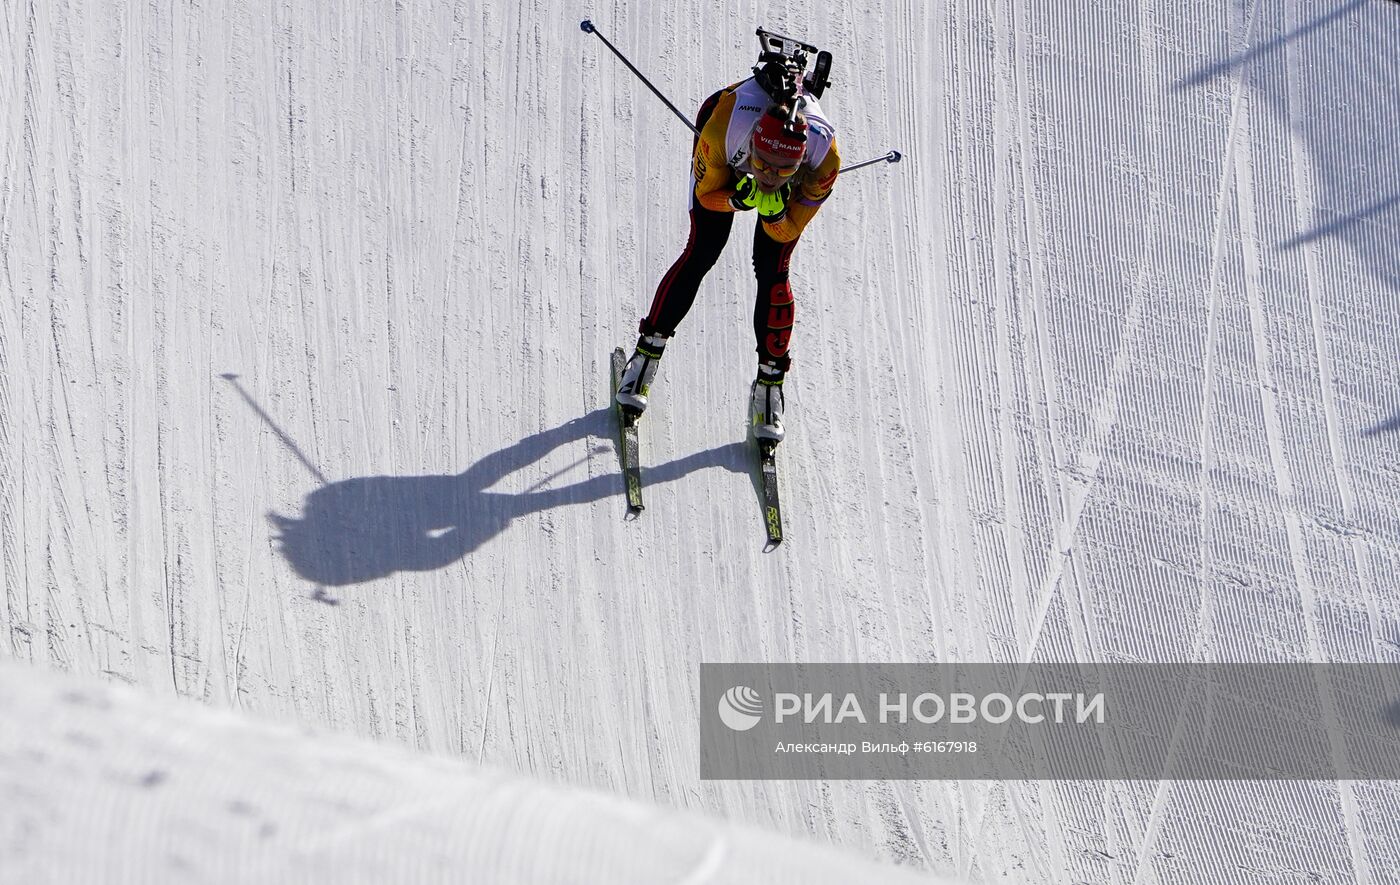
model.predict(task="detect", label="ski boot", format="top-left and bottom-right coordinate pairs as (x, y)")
top-left (750, 363), bottom-right (786, 444)
top-left (616, 333), bottom-right (668, 415)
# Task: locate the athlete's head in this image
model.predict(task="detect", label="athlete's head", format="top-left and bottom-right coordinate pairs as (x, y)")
top-left (750, 106), bottom-right (807, 189)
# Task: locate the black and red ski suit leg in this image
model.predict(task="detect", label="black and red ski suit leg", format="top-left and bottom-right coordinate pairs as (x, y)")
top-left (640, 87), bottom-right (730, 340)
top-left (640, 203), bottom-right (732, 339)
top-left (751, 223), bottom-right (795, 372)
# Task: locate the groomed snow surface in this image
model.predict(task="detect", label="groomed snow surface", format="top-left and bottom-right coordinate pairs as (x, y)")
top-left (4, 0), bottom-right (1400, 881)
top-left (0, 663), bottom-right (943, 883)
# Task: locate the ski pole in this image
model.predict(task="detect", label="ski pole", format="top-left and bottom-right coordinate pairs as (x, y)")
top-left (840, 150), bottom-right (902, 175)
top-left (583, 20), bottom-right (902, 176)
top-left (580, 20), bottom-right (700, 138)
top-left (220, 374), bottom-right (329, 485)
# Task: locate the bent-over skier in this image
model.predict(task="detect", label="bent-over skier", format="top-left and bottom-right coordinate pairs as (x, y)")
top-left (614, 68), bottom-right (840, 443)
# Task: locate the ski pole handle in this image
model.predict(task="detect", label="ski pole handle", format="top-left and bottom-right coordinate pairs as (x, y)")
top-left (839, 150), bottom-right (902, 175)
top-left (581, 20), bottom-right (700, 138)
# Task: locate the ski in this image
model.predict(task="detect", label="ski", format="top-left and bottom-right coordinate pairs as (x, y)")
top-left (758, 439), bottom-right (783, 549)
top-left (610, 347), bottom-right (645, 514)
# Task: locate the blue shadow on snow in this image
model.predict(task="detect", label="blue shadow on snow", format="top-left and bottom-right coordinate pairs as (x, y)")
top-left (269, 407), bottom-right (748, 586)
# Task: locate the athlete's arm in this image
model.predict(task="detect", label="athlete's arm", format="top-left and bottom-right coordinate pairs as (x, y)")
top-left (693, 92), bottom-right (742, 212)
top-left (760, 136), bottom-right (840, 243)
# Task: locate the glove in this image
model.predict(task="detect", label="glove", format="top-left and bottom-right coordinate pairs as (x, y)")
top-left (730, 175), bottom-right (790, 221)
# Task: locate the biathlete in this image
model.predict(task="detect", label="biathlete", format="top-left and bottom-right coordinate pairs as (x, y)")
top-left (614, 69), bottom-right (840, 443)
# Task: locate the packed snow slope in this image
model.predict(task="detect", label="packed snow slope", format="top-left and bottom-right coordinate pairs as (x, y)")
top-left (0, 661), bottom-right (943, 884)
top-left (5, 0), bottom-right (1400, 881)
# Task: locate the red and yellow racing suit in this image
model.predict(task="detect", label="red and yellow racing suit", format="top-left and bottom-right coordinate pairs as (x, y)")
top-left (690, 84), bottom-right (841, 243)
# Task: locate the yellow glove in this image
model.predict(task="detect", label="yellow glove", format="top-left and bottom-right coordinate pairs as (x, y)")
top-left (730, 175), bottom-right (789, 221)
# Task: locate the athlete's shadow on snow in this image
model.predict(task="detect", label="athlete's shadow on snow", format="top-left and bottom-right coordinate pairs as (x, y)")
top-left (270, 408), bottom-right (748, 586)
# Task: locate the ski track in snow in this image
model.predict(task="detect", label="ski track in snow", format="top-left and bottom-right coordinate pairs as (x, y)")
top-left (5, 0), bottom-right (1400, 880)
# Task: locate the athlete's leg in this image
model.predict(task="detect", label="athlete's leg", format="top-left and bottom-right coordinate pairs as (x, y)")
top-left (639, 205), bottom-right (732, 337)
top-left (751, 222), bottom-right (797, 371)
